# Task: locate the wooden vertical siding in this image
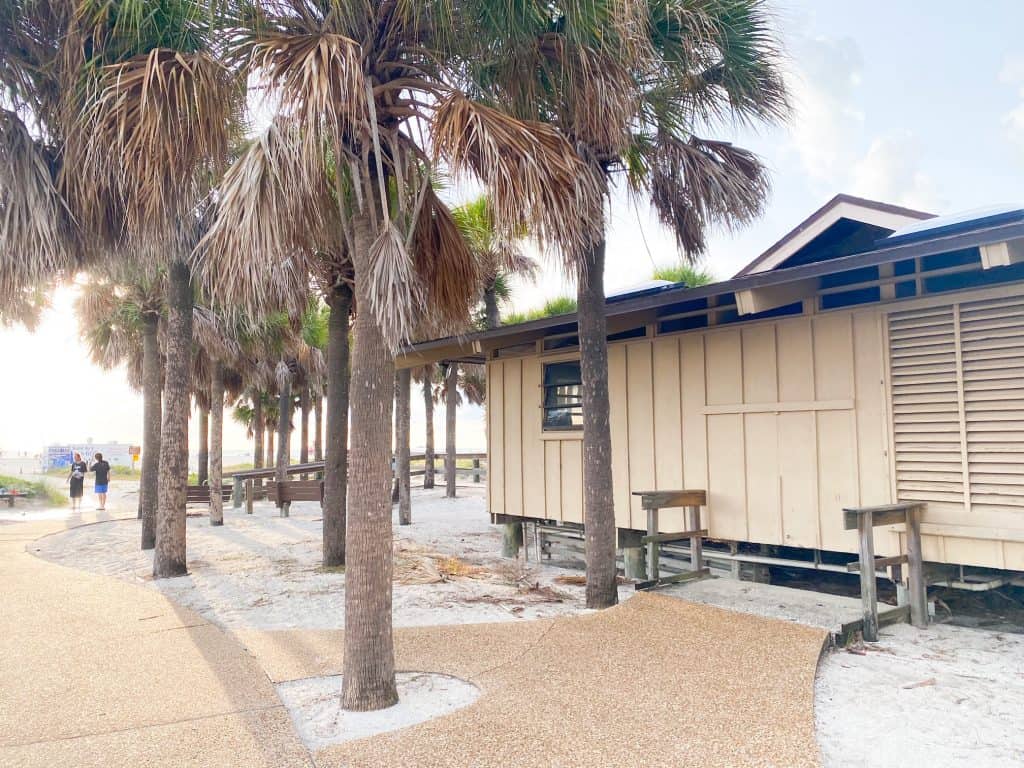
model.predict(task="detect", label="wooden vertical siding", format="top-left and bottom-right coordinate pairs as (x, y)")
top-left (486, 286), bottom-right (1024, 570)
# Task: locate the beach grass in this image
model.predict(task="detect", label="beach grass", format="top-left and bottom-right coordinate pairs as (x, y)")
top-left (0, 474), bottom-right (67, 506)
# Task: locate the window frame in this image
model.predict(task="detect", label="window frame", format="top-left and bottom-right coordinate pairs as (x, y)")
top-left (541, 359), bottom-right (584, 432)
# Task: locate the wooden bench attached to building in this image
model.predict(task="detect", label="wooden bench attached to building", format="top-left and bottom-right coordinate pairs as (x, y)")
top-left (629, 489), bottom-right (709, 590)
top-left (842, 502), bottom-right (928, 642)
top-left (185, 484), bottom-right (233, 506)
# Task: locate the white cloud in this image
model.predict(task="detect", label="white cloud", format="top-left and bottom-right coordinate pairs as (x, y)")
top-left (1000, 54), bottom-right (1024, 159)
top-left (784, 33), bottom-right (865, 181)
top-left (851, 133), bottom-right (946, 212)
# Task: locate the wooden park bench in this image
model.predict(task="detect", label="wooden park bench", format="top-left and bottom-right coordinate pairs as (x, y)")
top-left (267, 480), bottom-right (324, 510)
top-left (842, 502), bottom-right (928, 642)
top-left (630, 489), bottom-right (709, 590)
top-left (185, 484), bottom-right (233, 506)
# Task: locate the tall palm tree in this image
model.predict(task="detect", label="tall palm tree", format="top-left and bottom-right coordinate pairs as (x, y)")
top-left (199, 1), bottom-right (597, 711)
top-left (471, 1), bottom-right (788, 608)
top-left (413, 364), bottom-right (439, 489)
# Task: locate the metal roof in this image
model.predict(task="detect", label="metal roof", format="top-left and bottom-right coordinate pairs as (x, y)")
top-left (397, 206), bottom-right (1024, 368)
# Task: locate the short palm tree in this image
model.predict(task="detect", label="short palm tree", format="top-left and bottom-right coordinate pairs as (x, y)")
top-left (472, 0), bottom-right (788, 607)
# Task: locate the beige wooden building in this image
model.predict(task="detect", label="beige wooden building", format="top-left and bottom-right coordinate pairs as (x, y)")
top-left (401, 195), bottom-right (1024, 574)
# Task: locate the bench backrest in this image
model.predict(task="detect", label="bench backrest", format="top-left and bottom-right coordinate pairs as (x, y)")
top-left (269, 480), bottom-right (324, 505)
top-left (185, 485), bottom-right (233, 503)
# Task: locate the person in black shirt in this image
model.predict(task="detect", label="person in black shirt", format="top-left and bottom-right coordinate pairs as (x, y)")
top-left (68, 452), bottom-right (87, 511)
top-left (90, 452), bottom-right (111, 511)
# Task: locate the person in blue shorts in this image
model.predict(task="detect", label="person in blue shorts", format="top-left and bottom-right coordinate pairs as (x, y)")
top-left (90, 452), bottom-right (111, 511)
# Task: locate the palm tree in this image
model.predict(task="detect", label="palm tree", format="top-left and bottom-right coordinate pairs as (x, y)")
top-left (472, 1), bottom-right (788, 608)
top-left (75, 267), bottom-right (165, 549)
top-left (413, 364), bottom-right (439, 489)
top-left (394, 369), bottom-right (412, 525)
top-left (199, 1), bottom-right (597, 711)
top-left (30, 1), bottom-right (243, 579)
top-left (452, 195), bottom-right (537, 329)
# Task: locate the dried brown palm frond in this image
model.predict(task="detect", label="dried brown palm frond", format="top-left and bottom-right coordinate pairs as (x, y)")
top-left (409, 186), bottom-right (482, 340)
top-left (192, 305), bottom-right (244, 364)
top-left (366, 223), bottom-right (424, 348)
top-left (237, 29), bottom-right (367, 158)
top-left (432, 93), bottom-right (604, 263)
top-left (195, 119), bottom-right (334, 311)
top-left (0, 109), bottom-right (76, 295)
top-left (643, 134), bottom-right (769, 257)
top-left (69, 48), bottom-right (240, 247)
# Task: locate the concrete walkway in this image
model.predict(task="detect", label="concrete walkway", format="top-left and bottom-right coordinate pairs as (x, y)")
top-left (3, 499), bottom-right (829, 768)
top-left (0, 509), bottom-right (311, 768)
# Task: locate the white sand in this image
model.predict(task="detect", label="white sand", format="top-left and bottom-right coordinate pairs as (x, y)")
top-left (668, 574), bottom-right (1024, 767)
top-left (816, 621), bottom-right (1024, 767)
top-left (33, 485), bottom-right (630, 630)
top-left (276, 673), bottom-right (479, 750)
top-left (31, 483), bottom-right (1024, 766)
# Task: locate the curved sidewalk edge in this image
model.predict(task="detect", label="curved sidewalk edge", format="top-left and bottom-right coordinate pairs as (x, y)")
top-left (0, 511), bottom-right (312, 768)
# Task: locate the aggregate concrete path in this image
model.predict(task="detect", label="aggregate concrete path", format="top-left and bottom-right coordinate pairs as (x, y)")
top-left (0, 510), bottom-right (311, 768)
top-left (238, 594), bottom-right (828, 768)
top-left (4, 503), bottom-right (829, 768)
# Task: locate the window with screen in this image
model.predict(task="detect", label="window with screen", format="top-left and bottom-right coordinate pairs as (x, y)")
top-left (542, 361), bottom-right (583, 430)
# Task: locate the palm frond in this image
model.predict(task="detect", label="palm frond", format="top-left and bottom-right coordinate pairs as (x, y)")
top-left (195, 119), bottom-right (331, 312)
top-left (0, 110), bottom-right (76, 295)
top-left (432, 93), bottom-right (604, 262)
top-left (645, 135), bottom-right (769, 257)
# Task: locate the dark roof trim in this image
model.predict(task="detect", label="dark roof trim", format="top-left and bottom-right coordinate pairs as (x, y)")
top-left (400, 215), bottom-right (1024, 364)
top-left (734, 194), bottom-right (934, 277)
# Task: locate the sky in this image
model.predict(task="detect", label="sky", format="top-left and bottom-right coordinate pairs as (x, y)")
top-left (2, 0), bottom-right (1023, 458)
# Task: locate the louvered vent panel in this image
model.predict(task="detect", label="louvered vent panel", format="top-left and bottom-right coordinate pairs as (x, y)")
top-left (888, 307), bottom-right (965, 505)
top-left (960, 295), bottom-right (1024, 511)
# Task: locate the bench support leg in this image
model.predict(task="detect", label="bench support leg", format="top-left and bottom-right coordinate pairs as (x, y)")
top-left (686, 505), bottom-right (703, 572)
top-left (501, 522), bottom-right (523, 559)
top-left (857, 509), bottom-right (879, 642)
top-left (245, 481), bottom-right (254, 515)
top-left (905, 506), bottom-right (928, 629)
top-left (619, 529), bottom-right (647, 581)
top-left (232, 477), bottom-right (243, 509)
top-left (646, 508), bottom-right (660, 582)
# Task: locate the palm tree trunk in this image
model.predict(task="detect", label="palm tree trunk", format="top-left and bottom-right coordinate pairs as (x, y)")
top-left (342, 208), bottom-right (398, 712)
top-left (140, 313), bottom-right (161, 550)
top-left (314, 394), bottom-right (324, 462)
top-left (396, 368), bottom-right (411, 525)
top-left (484, 285), bottom-right (500, 329)
top-left (324, 284), bottom-right (351, 567)
top-left (422, 370), bottom-right (435, 489)
top-left (300, 386), bottom-right (310, 463)
top-left (578, 238), bottom-right (618, 609)
top-left (276, 375), bottom-right (292, 517)
top-left (266, 427), bottom-right (275, 478)
top-left (154, 260), bottom-right (192, 578)
top-left (209, 362), bottom-right (225, 526)
top-left (252, 394), bottom-right (264, 491)
top-left (444, 363), bottom-right (457, 498)
top-left (196, 405), bottom-right (209, 486)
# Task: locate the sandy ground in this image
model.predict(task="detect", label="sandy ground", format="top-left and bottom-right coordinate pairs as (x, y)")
top-left (31, 482), bottom-right (1024, 767)
top-left (276, 673), bottom-right (479, 750)
top-left (33, 484), bottom-right (631, 630)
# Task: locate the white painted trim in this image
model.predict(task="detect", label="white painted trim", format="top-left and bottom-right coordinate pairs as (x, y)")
top-left (746, 201), bottom-right (929, 275)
